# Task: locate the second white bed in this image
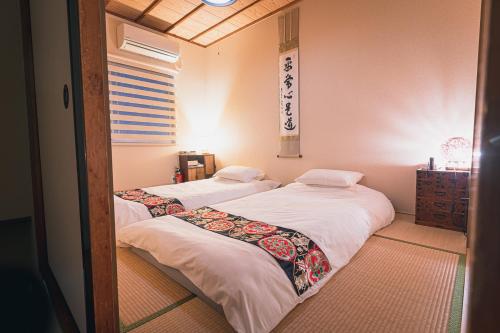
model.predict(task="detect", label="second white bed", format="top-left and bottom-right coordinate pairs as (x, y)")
top-left (114, 177), bottom-right (280, 236)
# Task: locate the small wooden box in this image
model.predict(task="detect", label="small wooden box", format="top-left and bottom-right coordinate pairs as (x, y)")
top-left (415, 169), bottom-right (469, 232)
top-left (186, 165), bottom-right (206, 182)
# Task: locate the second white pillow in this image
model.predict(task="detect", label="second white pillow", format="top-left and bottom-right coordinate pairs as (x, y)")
top-left (295, 169), bottom-right (363, 187)
top-left (214, 165), bottom-right (264, 183)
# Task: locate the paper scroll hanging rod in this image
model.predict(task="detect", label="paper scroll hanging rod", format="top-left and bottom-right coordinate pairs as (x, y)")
top-left (277, 154), bottom-right (303, 158)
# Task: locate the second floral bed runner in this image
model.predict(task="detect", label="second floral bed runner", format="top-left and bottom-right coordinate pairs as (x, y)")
top-left (115, 189), bottom-right (185, 218)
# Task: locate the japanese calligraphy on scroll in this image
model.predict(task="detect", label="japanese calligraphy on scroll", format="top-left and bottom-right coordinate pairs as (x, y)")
top-left (279, 49), bottom-right (299, 137)
top-left (278, 7), bottom-right (300, 158)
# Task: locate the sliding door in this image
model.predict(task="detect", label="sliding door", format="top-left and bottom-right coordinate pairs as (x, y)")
top-left (29, 0), bottom-right (89, 331)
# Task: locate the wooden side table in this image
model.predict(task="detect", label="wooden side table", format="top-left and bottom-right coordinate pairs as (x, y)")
top-left (178, 153), bottom-right (216, 182)
top-left (415, 169), bottom-right (470, 232)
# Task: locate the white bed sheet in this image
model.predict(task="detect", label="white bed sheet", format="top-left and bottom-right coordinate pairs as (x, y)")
top-left (114, 178), bottom-right (280, 236)
top-left (118, 183), bottom-right (395, 333)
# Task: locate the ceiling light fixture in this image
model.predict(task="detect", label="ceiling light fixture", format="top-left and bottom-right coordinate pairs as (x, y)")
top-left (201, 0), bottom-right (237, 7)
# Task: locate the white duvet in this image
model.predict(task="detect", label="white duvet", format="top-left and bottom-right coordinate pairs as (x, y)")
top-left (114, 178), bottom-right (280, 236)
top-left (118, 183), bottom-right (395, 333)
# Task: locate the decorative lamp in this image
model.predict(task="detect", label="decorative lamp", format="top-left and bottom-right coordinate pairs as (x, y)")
top-left (201, 0), bottom-right (237, 7)
top-left (441, 137), bottom-right (472, 170)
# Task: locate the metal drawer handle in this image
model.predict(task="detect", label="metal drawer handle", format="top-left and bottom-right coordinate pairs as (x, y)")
top-left (63, 84), bottom-right (69, 109)
top-left (433, 202), bottom-right (446, 209)
top-left (434, 191), bottom-right (447, 197)
top-left (490, 135), bottom-right (500, 146)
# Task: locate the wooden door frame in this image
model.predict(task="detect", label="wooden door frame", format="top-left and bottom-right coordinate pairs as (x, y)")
top-left (68, 0), bottom-right (118, 332)
top-left (21, 0), bottom-right (118, 332)
top-left (467, 0), bottom-right (500, 332)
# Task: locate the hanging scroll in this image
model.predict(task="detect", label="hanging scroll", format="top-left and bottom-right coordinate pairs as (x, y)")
top-left (279, 49), bottom-right (299, 137)
top-left (278, 8), bottom-right (301, 158)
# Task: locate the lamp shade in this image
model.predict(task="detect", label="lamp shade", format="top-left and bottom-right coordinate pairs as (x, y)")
top-left (441, 137), bottom-right (472, 170)
top-left (201, 0), bottom-right (237, 7)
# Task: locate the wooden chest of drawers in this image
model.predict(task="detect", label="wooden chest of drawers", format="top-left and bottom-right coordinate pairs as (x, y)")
top-left (415, 169), bottom-right (469, 232)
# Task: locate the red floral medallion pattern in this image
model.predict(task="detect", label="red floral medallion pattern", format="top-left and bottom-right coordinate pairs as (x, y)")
top-left (258, 236), bottom-right (296, 261)
top-left (304, 248), bottom-right (331, 284)
top-left (172, 207), bottom-right (332, 296)
top-left (120, 190), bottom-right (145, 200)
top-left (201, 211), bottom-right (229, 219)
top-left (243, 221), bottom-right (278, 235)
top-left (204, 220), bottom-right (235, 232)
top-left (174, 210), bottom-right (197, 218)
top-left (143, 196), bottom-right (168, 206)
top-left (114, 189), bottom-right (185, 218)
top-left (166, 204), bottom-right (185, 215)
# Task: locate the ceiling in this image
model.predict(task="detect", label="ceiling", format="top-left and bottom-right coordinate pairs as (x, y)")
top-left (105, 0), bottom-right (299, 47)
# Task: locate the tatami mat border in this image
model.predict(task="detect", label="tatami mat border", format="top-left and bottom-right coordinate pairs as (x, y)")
top-left (120, 294), bottom-right (196, 333)
top-left (448, 255), bottom-right (466, 333)
top-left (373, 234), bottom-right (466, 255)
top-left (373, 234), bottom-right (466, 332)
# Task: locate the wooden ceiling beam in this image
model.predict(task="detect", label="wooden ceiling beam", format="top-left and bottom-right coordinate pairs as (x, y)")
top-left (106, 9), bottom-right (142, 25)
top-left (134, 0), bottom-right (163, 22)
top-left (204, 0), bottom-right (301, 47)
top-left (190, 0), bottom-right (262, 41)
top-left (167, 32), bottom-right (207, 48)
top-left (106, 0), bottom-right (302, 48)
top-left (106, 10), bottom-right (207, 48)
top-left (164, 3), bottom-right (206, 33)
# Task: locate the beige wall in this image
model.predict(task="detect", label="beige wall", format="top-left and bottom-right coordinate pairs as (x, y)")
top-left (108, 0), bottom-right (480, 214)
top-left (107, 14), bottom-right (207, 190)
top-left (200, 0), bottom-right (481, 213)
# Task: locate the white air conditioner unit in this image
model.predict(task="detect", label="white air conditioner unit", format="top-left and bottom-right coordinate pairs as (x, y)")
top-left (117, 23), bottom-right (180, 63)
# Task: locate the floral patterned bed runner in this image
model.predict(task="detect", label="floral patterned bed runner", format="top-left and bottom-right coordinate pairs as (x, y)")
top-left (115, 189), bottom-right (185, 218)
top-left (173, 207), bottom-right (331, 296)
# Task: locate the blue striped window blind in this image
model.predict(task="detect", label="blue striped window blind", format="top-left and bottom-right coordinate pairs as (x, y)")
top-left (108, 61), bottom-right (176, 145)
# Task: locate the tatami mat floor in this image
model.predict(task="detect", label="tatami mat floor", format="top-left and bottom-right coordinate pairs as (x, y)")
top-left (375, 216), bottom-right (467, 254)
top-left (117, 217), bottom-right (467, 333)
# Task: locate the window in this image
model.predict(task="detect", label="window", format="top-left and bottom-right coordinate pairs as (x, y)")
top-left (107, 60), bottom-right (176, 145)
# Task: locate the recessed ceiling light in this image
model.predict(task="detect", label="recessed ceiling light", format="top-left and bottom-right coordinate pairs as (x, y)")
top-left (201, 0), bottom-right (237, 7)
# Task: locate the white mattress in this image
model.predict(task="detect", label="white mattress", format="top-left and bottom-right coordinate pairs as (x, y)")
top-left (118, 182), bottom-right (395, 333)
top-left (114, 177), bottom-right (280, 237)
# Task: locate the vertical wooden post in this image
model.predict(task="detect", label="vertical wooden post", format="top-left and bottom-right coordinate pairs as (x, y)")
top-left (467, 0), bottom-right (500, 331)
top-left (75, 0), bottom-right (119, 331)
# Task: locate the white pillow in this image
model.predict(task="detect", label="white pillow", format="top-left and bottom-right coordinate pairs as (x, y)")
top-left (295, 169), bottom-right (363, 187)
top-left (255, 171), bottom-right (266, 180)
top-left (214, 166), bottom-right (264, 183)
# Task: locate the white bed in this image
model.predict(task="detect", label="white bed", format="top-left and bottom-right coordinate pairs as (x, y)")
top-left (118, 182), bottom-right (395, 333)
top-left (114, 177), bottom-right (280, 236)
